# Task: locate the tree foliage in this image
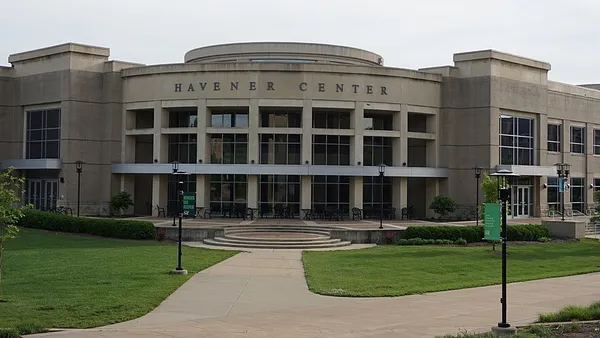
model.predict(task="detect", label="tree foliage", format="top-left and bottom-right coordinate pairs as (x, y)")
top-left (109, 191), bottom-right (134, 216)
top-left (0, 167), bottom-right (29, 301)
top-left (429, 195), bottom-right (457, 219)
top-left (479, 172), bottom-right (510, 219)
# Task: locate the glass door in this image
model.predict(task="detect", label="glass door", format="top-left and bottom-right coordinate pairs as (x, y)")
top-left (45, 180), bottom-right (59, 210)
top-left (513, 186), bottom-right (531, 218)
top-left (27, 180), bottom-right (42, 210)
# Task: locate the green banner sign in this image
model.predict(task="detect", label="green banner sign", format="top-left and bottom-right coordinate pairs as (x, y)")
top-left (182, 193), bottom-right (196, 216)
top-left (484, 203), bottom-right (501, 241)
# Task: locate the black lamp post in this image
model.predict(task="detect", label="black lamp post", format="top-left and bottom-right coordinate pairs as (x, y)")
top-left (75, 161), bottom-right (83, 217)
top-left (171, 161), bottom-right (179, 226)
top-left (490, 168), bottom-right (519, 335)
top-left (176, 180), bottom-right (184, 271)
top-left (555, 163), bottom-right (571, 221)
top-left (169, 172), bottom-right (189, 275)
top-left (474, 166), bottom-right (483, 226)
top-left (378, 163), bottom-right (386, 229)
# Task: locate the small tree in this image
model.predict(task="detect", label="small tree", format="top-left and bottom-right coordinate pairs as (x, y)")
top-left (479, 172), bottom-right (510, 219)
top-left (110, 191), bottom-right (134, 216)
top-left (591, 191), bottom-right (600, 223)
top-left (0, 167), bottom-right (28, 301)
top-left (429, 195), bottom-right (457, 220)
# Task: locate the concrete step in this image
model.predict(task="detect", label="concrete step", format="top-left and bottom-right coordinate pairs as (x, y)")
top-left (225, 232), bottom-right (331, 242)
top-left (225, 228), bottom-right (332, 236)
top-left (203, 238), bottom-right (352, 249)
top-left (225, 225), bottom-right (335, 231)
top-left (218, 236), bottom-right (339, 245)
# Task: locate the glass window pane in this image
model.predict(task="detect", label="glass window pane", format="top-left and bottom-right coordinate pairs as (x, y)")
top-left (326, 145), bottom-right (338, 165)
top-left (339, 113), bottom-right (351, 129)
top-left (288, 144), bottom-right (301, 165)
top-left (313, 145), bottom-right (326, 165)
top-left (500, 147), bottom-right (513, 165)
top-left (288, 112), bottom-right (302, 128)
top-left (211, 113), bottom-right (222, 127)
top-left (500, 117), bottom-right (513, 135)
top-left (326, 112), bottom-right (338, 129)
top-left (364, 117), bottom-right (373, 130)
top-left (313, 112), bottom-right (327, 128)
top-left (223, 143), bottom-right (234, 164)
top-left (235, 143), bottom-right (247, 164)
top-left (46, 109), bottom-right (61, 128)
top-left (235, 113), bottom-right (248, 128)
top-left (289, 134), bottom-right (301, 143)
top-left (29, 111), bottom-right (43, 129)
top-left (274, 143), bottom-right (287, 164)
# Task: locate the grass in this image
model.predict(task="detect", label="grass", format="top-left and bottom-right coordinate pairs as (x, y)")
top-left (302, 240), bottom-right (600, 297)
top-left (539, 300), bottom-right (600, 322)
top-left (0, 229), bottom-right (238, 333)
top-left (437, 323), bottom-right (598, 337)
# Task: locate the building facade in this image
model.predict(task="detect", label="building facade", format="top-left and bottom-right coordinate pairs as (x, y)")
top-left (1, 42), bottom-right (599, 219)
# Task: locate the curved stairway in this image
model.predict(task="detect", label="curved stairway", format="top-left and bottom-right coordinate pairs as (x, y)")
top-left (203, 225), bottom-right (352, 249)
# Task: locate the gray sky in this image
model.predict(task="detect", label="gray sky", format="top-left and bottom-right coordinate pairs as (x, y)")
top-left (2, 0), bottom-right (597, 84)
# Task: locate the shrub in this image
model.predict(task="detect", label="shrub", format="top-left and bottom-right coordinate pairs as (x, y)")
top-left (538, 236), bottom-right (552, 243)
top-left (18, 210), bottom-right (155, 240)
top-left (429, 195), bottom-right (457, 219)
top-left (0, 328), bottom-right (19, 338)
top-left (455, 238), bottom-right (467, 246)
top-left (404, 224), bottom-right (550, 243)
top-left (109, 191), bottom-right (134, 216)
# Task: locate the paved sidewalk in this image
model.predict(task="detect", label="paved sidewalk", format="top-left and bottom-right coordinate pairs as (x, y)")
top-left (31, 249), bottom-right (600, 338)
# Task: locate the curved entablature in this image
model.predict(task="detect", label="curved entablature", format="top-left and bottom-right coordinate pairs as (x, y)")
top-left (184, 42), bottom-right (384, 66)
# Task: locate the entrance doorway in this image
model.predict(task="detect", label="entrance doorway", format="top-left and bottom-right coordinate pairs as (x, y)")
top-left (26, 179), bottom-right (59, 210)
top-left (512, 186), bottom-right (531, 218)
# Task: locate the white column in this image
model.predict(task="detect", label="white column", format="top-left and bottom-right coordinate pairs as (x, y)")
top-left (247, 175), bottom-right (258, 208)
top-left (153, 101), bottom-right (166, 163)
top-left (248, 99), bottom-right (259, 164)
top-left (352, 102), bottom-right (364, 165)
top-left (151, 174), bottom-right (167, 217)
top-left (301, 176), bottom-right (312, 209)
top-left (195, 175), bottom-right (206, 208)
top-left (197, 99), bottom-right (207, 163)
top-left (302, 99), bottom-right (313, 164)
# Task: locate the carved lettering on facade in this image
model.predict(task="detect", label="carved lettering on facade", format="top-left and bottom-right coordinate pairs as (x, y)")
top-left (173, 81), bottom-right (389, 95)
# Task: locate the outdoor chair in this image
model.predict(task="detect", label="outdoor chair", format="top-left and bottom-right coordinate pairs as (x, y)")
top-left (351, 207), bottom-right (362, 220)
top-left (156, 205), bottom-right (166, 217)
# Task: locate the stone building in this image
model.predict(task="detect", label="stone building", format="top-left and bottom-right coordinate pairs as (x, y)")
top-left (1, 42), bottom-right (598, 219)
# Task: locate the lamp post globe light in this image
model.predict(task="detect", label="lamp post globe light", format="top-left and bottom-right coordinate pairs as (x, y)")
top-left (473, 166), bottom-right (483, 226)
top-left (378, 163), bottom-right (386, 230)
top-left (75, 160), bottom-right (84, 217)
top-left (171, 161), bottom-right (179, 227)
top-left (555, 163), bottom-right (571, 221)
top-left (489, 168), bottom-right (520, 335)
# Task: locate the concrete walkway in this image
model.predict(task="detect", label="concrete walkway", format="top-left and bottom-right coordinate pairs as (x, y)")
top-left (31, 248), bottom-right (600, 338)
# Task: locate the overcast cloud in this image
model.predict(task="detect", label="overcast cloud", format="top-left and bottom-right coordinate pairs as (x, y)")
top-left (1, 0), bottom-right (597, 84)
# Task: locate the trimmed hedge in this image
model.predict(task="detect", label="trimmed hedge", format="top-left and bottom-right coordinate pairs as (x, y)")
top-left (18, 210), bottom-right (156, 240)
top-left (404, 224), bottom-right (551, 243)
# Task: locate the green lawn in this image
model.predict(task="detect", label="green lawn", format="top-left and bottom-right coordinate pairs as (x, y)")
top-left (0, 229), bottom-right (237, 331)
top-left (302, 240), bottom-right (600, 297)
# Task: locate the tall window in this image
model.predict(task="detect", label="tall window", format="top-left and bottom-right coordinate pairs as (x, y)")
top-left (547, 124), bottom-right (561, 152)
top-left (167, 175), bottom-right (196, 216)
top-left (259, 175), bottom-right (301, 215)
top-left (260, 134), bottom-right (301, 164)
top-left (546, 177), bottom-right (559, 212)
top-left (26, 108), bottom-right (61, 159)
top-left (363, 176), bottom-right (393, 211)
top-left (169, 110), bottom-right (197, 128)
top-left (570, 126), bottom-right (585, 154)
top-left (210, 174), bottom-right (247, 212)
top-left (594, 129), bottom-right (600, 155)
top-left (211, 109), bottom-right (248, 128)
top-left (313, 110), bottom-right (351, 129)
top-left (210, 134), bottom-right (248, 164)
top-left (311, 176), bottom-right (350, 213)
top-left (363, 136), bottom-right (393, 166)
top-left (312, 135), bottom-right (350, 165)
top-left (260, 109), bottom-right (302, 128)
top-left (499, 115), bottom-right (534, 165)
top-left (168, 134), bottom-right (197, 163)
top-left (594, 178), bottom-right (600, 192)
top-left (364, 112), bottom-right (393, 130)
top-left (570, 177), bottom-right (585, 213)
